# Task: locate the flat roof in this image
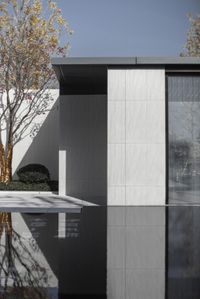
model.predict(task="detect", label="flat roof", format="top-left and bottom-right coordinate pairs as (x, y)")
top-left (52, 56), bottom-right (200, 66)
top-left (52, 57), bottom-right (200, 94)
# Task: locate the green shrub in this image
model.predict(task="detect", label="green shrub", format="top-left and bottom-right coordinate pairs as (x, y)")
top-left (17, 164), bottom-right (50, 183)
top-left (0, 180), bottom-right (58, 191)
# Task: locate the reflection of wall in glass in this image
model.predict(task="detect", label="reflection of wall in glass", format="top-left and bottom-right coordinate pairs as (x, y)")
top-left (168, 75), bottom-right (200, 204)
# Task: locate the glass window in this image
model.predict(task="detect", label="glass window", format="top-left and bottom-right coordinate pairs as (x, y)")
top-left (168, 75), bottom-right (200, 204)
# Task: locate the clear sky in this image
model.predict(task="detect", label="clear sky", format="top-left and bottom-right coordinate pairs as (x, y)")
top-left (59, 0), bottom-right (200, 57)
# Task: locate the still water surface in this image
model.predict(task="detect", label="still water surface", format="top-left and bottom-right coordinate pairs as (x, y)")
top-left (0, 206), bottom-right (199, 299)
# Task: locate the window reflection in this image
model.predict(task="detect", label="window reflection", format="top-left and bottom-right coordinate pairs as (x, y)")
top-left (168, 75), bottom-right (200, 204)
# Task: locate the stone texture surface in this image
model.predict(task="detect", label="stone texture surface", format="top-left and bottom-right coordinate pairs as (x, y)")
top-left (107, 68), bottom-right (166, 205)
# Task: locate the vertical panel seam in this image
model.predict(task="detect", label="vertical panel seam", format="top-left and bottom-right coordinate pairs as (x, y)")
top-left (125, 70), bottom-right (127, 206)
top-left (125, 69), bottom-right (127, 299)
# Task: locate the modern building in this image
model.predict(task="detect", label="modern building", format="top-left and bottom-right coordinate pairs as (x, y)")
top-left (52, 56), bottom-right (200, 206)
top-left (1, 57), bottom-right (200, 299)
top-left (51, 57), bottom-right (200, 298)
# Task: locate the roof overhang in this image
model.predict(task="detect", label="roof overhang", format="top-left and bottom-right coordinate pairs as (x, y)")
top-left (52, 57), bottom-right (200, 94)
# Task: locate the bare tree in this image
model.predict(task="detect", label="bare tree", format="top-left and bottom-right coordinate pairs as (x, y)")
top-left (0, 0), bottom-right (72, 182)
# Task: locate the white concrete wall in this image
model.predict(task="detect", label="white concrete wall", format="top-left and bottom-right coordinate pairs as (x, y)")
top-left (9, 89), bottom-right (59, 180)
top-left (108, 69), bottom-right (165, 205)
top-left (59, 95), bottom-right (107, 204)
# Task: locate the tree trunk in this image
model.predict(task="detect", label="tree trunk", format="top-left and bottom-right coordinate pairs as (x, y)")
top-left (0, 212), bottom-right (12, 237)
top-left (4, 143), bottom-right (13, 183)
top-left (0, 143), bottom-right (5, 182)
top-left (0, 143), bottom-right (13, 183)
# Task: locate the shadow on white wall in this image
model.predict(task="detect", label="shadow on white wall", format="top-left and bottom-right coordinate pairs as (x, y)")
top-left (13, 98), bottom-right (59, 181)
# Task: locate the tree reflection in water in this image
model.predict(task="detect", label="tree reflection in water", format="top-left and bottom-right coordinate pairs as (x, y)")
top-left (0, 212), bottom-right (51, 299)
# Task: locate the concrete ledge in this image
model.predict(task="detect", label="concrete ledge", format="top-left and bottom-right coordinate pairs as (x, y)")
top-left (0, 191), bottom-right (55, 195)
top-left (0, 192), bottom-right (97, 213)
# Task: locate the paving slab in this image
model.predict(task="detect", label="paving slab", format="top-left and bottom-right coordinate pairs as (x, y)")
top-left (0, 192), bottom-right (97, 213)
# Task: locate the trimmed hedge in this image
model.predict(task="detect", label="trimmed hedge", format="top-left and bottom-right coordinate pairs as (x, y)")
top-left (0, 164), bottom-right (58, 191)
top-left (17, 164), bottom-right (50, 183)
top-left (0, 180), bottom-right (58, 191)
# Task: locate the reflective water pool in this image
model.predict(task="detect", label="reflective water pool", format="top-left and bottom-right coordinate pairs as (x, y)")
top-left (0, 206), bottom-right (199, 299)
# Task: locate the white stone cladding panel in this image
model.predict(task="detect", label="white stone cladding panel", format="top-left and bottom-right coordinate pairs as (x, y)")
top-left (107, 68), bottom-right (166, 205)
top-left (126, 69), bottom-right (165, 101)
top-left (107, 69), bottom-right (126, 205)
top-left (108, 101), bottom-right (126, 144)
top-left (108, 186), bottom-right (126, 206)
top-left (108, 70), bottom-right (126, 101)
top-left (146, 101), bottom-right (165, 143)
top-left (108, 144), bottom-right (125, 186)
top-left (126, 101), bottom-right (147, 143)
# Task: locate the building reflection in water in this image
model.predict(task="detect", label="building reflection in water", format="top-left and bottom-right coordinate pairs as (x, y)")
top-left (0, 212), bottom-right (58, 299)
top-left (0, 209), bottom-right (106, 299)
top-left (0, 207), bottom-right (199, 299)
top-left (107, 207), bottom-right (166, 299)
top-left (168, 206), bottom-right (200, 299)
